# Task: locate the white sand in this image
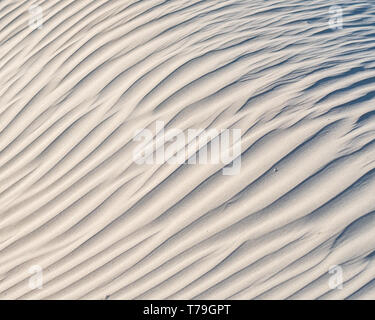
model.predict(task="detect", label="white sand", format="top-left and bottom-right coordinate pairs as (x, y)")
top-left (0, 0), bottom-right (375, 300)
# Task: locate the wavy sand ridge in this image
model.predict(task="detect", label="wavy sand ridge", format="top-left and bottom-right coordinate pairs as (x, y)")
top-left (0, 0), bottom-right (375, 300)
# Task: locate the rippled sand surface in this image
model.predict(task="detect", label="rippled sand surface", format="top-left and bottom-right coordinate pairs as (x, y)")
top-left (1, 0), bottom-right (375, 299)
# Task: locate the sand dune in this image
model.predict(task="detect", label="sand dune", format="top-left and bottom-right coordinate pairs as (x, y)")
top-left (0, 0), bottom-right (375, 300)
